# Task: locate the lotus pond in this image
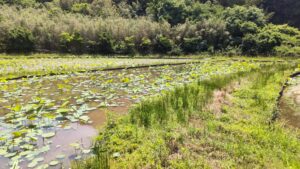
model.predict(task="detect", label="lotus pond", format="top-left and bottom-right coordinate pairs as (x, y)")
top-left (0, 58), bottom-right (279, 168)
top-left (0, 56), bottom-right (202, 81)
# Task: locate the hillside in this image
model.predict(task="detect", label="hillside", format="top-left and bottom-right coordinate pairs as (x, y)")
top-left (0, 0), bottom-right (299, 57)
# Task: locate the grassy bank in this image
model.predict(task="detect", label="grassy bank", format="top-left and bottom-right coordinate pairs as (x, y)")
top-left (0, 55), bottom-right (202, 80)
top-left (73, 63), bottom-right (300, 168)
top-left (0, 54), bottom-right (294, 81)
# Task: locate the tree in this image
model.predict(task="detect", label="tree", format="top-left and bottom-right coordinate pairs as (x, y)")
top-left (6, 27), bottom-right (35, 53)
top-left (262, 0), bottom-right (300, 28)
top-left (223, 5), bottom-right (266, 45)
top-left (146, 0), bottom-right (187, 26)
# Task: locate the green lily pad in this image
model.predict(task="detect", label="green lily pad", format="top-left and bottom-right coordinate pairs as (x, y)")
top-left (56, 154), bottom-right (65, 159)
top-left (42, 132), bottom-right (55, 138)
top-left (49, 160), bottom-right (59, 166)
top-left (28, 161), bottom-right (38, 168)
top-left (82, 149), bottom-right (91, 154)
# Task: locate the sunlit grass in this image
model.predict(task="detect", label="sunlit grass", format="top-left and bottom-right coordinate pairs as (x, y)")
top-left (73, 62), bottom-right (300, 169)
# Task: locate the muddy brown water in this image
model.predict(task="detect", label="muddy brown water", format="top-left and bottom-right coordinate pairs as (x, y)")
top-left (279, 75), bottom-right (300, 128)
top-left (0, 64), bottom-right (197, 168)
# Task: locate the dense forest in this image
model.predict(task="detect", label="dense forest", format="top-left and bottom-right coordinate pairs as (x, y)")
top-left (0, 0), bottom-right (299, 56)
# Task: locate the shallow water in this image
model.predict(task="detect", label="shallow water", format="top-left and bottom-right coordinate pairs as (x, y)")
top-left (0, 60), bottom-right (252, 168)
top-left (280, 75), bottom-right (300, 128)
top-left (0, 63), bottom-right (209, 168)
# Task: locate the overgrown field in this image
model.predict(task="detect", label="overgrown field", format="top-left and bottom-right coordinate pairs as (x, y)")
top-left (0, 54), bottom-right (204, 80)
top-left (0, 56), bottom-right (299, 169)
top-left (73, 62), bottom-right (300, 169)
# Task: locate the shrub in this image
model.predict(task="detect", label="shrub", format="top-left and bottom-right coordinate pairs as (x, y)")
top-left (124, 36), bottom-right (136, 55)
top-left (138, 37), bottom-right (152, 54)
top-left (4, 0), bottom-right (36, 6)
top-left (275, 46), bottom-right (300, 57)
top-left (181, 37), bottom-right (207, 53)
top-left (0, 15), bottom-right (5, 52)
top-left (223, 5), bottom-right (266, 45)
top-left (146, 0), bottom-right (188, 26)
top-left (242, 26), bottom-right (282, 55)
top-left (241, 34), bottom-right (259, 55)
top-left (188, 2), bottom-right (224, 22)
top-left (59, 32), bottom-right (84, 54)
top-left (88, 32), bottom-right (114, 54)
top-left (71, 3), bottom-right (90, 15)
top-left (115, 36), bottom-right (136, 55)
top-left (154, 35), bottom-right (173, 54)
top-left (6, 26), bottom-right (35, 53)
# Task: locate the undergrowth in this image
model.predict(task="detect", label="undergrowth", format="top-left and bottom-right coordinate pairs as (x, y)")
top-left (72, 63), bottom-right (300, 169)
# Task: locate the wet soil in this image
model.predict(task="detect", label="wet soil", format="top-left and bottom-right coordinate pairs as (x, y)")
top-left (279, 76), bottom-right (300, 128)
top-left (0, 64), bottom-right (195, 168)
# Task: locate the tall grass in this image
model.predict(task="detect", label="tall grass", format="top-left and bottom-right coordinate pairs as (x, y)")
top-left (129, 69), bottom-right (261, 127)
top-left (73, 62), bottom-right (299, 169)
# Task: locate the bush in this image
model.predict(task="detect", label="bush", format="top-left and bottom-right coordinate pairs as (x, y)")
top-left (241, 34), bottom-right (259, 55)
top-left (223, 5), bottom-right (266, 45)
top-left (71, 3), bottom-right (90, 15)
top-left (59, 32), bottom-right (84, 54)
top-left (138, 37), bottom-right (152, 54)
top-left (4, 0), bottom-right (36, 6)
top-left (115, 36), bottom-right (136, 55)
top-left (154, 35), bottom-right (173, 54)
top-left (146, 0), bottom-right (188, 26)
top-left (0, 15), bottom-right (5, 52)
top-left (88, 32), bottom-right (114, 54)
top-left (275, 46), bottom-right (300, 57)
top-left (181, 37), bottom-right (207, 53)
top-left (6, 26), bottom-right (35, 53)
top-left (242, 26), bottom-right (282, 55)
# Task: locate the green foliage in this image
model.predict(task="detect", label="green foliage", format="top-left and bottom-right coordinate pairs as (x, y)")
top-left (223, 5), bottom-right (266, 45)
top-left (242, 28), bottom-right (282, 55)
top-left (242, 24), bottom-right (300, 56)
top-left (154, 35), bottom-right (173, 54)
top-left (88, 32), bottom-right (114, 54)
top-left (263, 0), bottom-right (300, 28)
top-left (3, 0), bottom-right (36, 6)
top-left (0, 0), bottom-right (299, 56)
top-left (75, 63), bottom-right (300, 168)
top-left (6, 26), bottom-right (35, 53)
top-left (187, 1), bottom-right (224, 22)
top-left (138, 37), bottom-right (152, 54)
top-left (71, 3), bottom-right (90, 14)
top-left (115, 36), bottom-right (136, 55)
top-left (275, 46), bottom-right (300, 57)
top-left (59, 32), bottom-right (84, 54)
top-left (147, 0), bottom-right (187, 26)
top-left (181, 37), bottom-right (205, 53)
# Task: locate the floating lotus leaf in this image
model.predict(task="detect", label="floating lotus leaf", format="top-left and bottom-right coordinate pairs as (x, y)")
top-left (74, 155), bottom-right (82, 160)
top-left (56, 154), bottom-right (65, 159)
top-left (0, 149), bottom-right (7, 156)
top-left (79, 115), bottom-right (89, 122)
top-left (49, 160), bottom-right (59, 166)
top-left (82, 149), bottom-right (91, 154)
top-left (28, 161), bottom-right (38, 168)
top-left (70, 143), bottom-right (80, 149)
top-left (42, 132), bottom-right (55, 138)
top-left (35, 164), bottom-right (49, 169)
top-left (56, 108), bottom-right (71, 115)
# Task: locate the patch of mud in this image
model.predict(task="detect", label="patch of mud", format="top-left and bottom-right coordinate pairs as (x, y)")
top-left (279, 76), bottom-right (300, 128)
top-left (0, 123), bottom-right (97, 169)
top-left (206, 81), bottom-right (240, 117)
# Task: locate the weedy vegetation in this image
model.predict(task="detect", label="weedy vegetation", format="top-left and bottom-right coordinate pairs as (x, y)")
top-left (72, 61), bottom-right (300, 169)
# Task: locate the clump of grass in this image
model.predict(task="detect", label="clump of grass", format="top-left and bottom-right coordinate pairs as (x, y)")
top-left (129, 68), bottom-right (260, 127)
top-left (73, 63), bottom-right (300, 169)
